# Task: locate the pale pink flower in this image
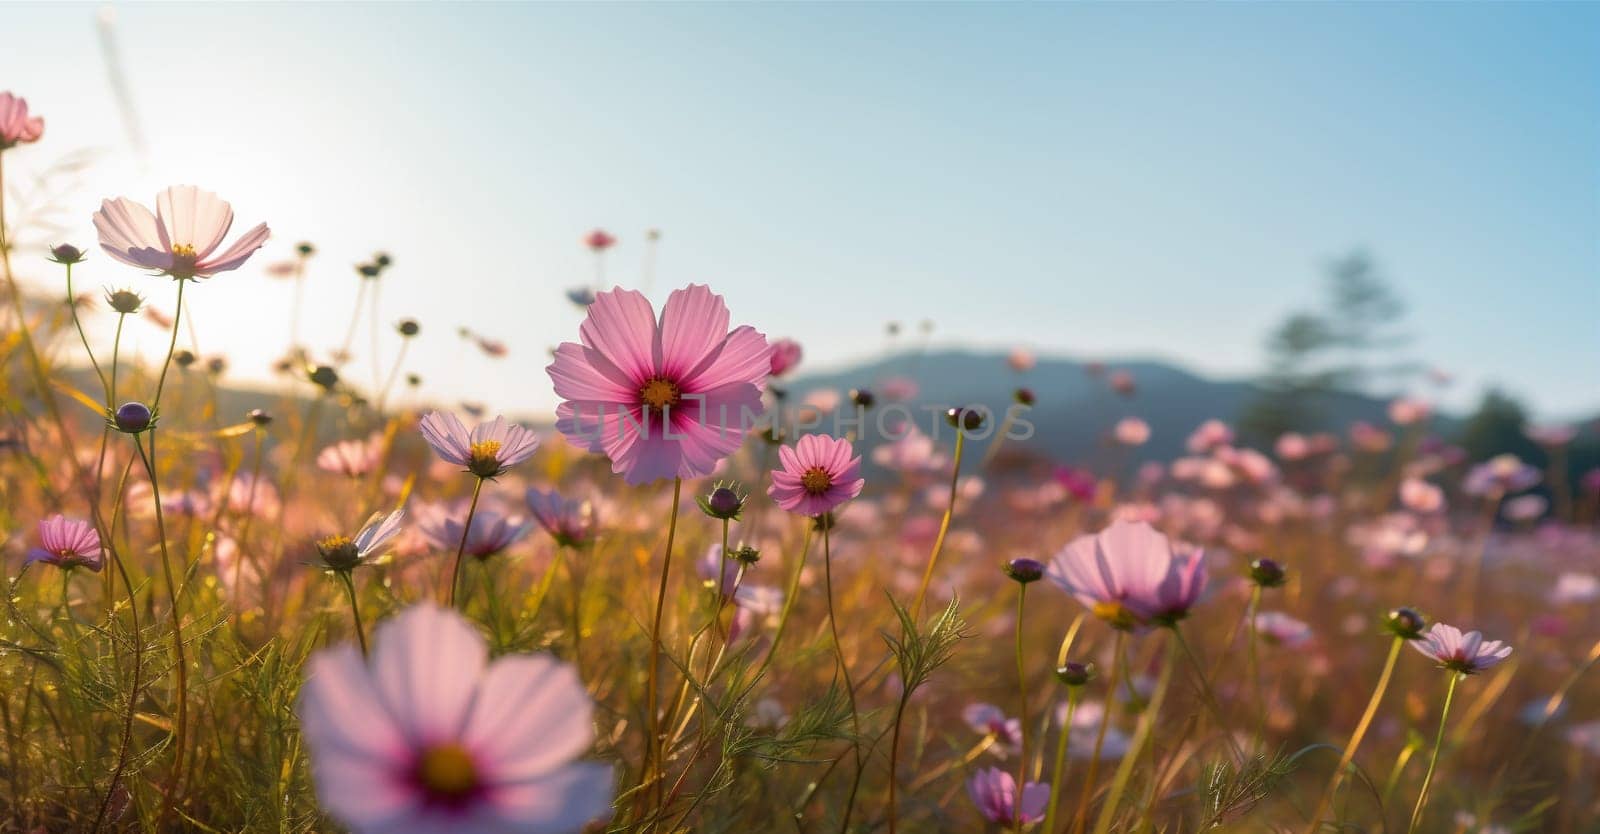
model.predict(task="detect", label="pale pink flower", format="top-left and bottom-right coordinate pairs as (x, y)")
top-left (1006, 347), bottom-right (1036, 373)
top-left (548, 285), bottom-right (771, 485)
top-left (1464, 454), bottom-right (1541, 496)
top-left (1253, 612), bottom-right (1313, 648)
top-left (1550, 572), bottom-right (1600, 605)
top-left (93, 185), bottom-right (270, 280)
top-left (769, 434), bottom-right (864, 517)
top-left (583, 229), bottom-right (616, 251)
top-left (768, 338), bottom-right (803, 377)
top-left (1108, 370), bottom-right (1136, 396)
top-left (878, 375), bottom-right (919, 402)
top-left (1503, 494), bottom-right (1548, 522)
top-left (317, 434), bottom-right (385, 478)
top-left (967, 767), bottom-right (1047, 826)
top-left (25, 515), bottom-right (102, 571)
top-left (524, 488), bottom-right (597, 549)
top-left (0, 92), bottom-right (45, 148)
top-left (1387, 397), bottom-right (1432, 426)
top-left (1410, 623), bottom-right (1513, 675)
top-left (1186, 419), bottom-right (1233, 454)
top-left (419, 412), bottom-right (539, 479)
top-left (1275, 432), bottom-right (1310, 461)
top-left (1348, 421), bottom-right (1392, 453)
top-left (1526, 424), bottom-right (1577, 447)
top-left (872, 423), bottom-right (948, 473)
top-left (1113, 417), bottom-right (1150, 446)
top-left (1399, 478), bottom-right (1445, 514)
top-left (1046, 520), bottom-right (1207, 630)
top-left (296, 603), bottom-right (613, 834)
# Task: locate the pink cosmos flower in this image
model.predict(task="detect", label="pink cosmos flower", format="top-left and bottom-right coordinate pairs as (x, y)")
top-left (419, 412), bottom-right (540, 479)
top-left (93, 185), bottom-right (270, 280)
top-left (547, 285), bottom-right (771, 485)
top-left (768, 434), bottom-right (865, 517)
top-left (1387, 397), bottom-right (1432, 426)
top-left (872, 423), bottom-right (948, 473)
top-left (1046, 520), bottom-right (1207, 630)
top-left (1186, 419), bottom-right (1233, 454)
top-left (1503, 494), bottom-right (1548, 522)
top-left (1113, 417), bottom-right (1150, 446)
top-left (1410, 623), bottom-right (1512, 675)
top-left (1253, 611), bottom-right (1313, 648)
top-left (967, 767), bottom-right (1047, 826)
top-left (416, 503), bottom-right (530, 559)
top-left (0, 92), bottom-right (45, 149)
top-left (1275, 432), bottom-right (1310, 461)
top-left (583, 229), bottom-right (616, 251)
top-left (26, 515), bottom-right (102, 572)
top-left (1464, 454), bottom-right (1541, 496)
top-left (524, 488), bottom-right (598, 549)
top-left (1525, 424), bottom-right (1577, 447)
top-left (1348, 421), bottom-right (1392, 453)
top-left (1006, 347), bottom-right (1036, 373)
top-left (768, 338), bottom-right (803, 377)
top-left (296, 603), bottom-right (613, 834)
top-left (1108, 370), bottom-right (1135, 396)
top-left (1400, 478), bottom-right (1445, 514)
top-left (1052, 465), bottom-right (1097, 503)
top-left (313, 510), bottom-right (407, 571)
top-left (317, 434), bottom-right (385, 478)
top-left (961, 703), bottom-right (1023, 755)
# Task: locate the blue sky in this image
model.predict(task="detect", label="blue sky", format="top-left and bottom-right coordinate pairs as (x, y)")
top-left (2, 2), bottom-right (1596, 419)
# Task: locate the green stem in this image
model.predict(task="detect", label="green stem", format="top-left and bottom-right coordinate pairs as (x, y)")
top-left (1246, 586), bottom-right (1264, 747)
top-left (63, 262), bottom-right (108, 395)
top-left (1044, 691), bottom-right (1080, 834)
top-left (1091, 635), bottom-right (1177, 834)
top-left (910, 431), bottom-right (965, 619)
top-left (338, 572), bottom-right (368, 656)
top-left (824, 521), bottom-right (864, 833)
top-left (135, 433), bottom-right (189, 825)
top-left (1406, 673), bottom-right (1460, 834)
top-left (1014, 583), bottom-right (1030, 834)
top-left (644, 477), bottom-right (684, 820)
top-left (1171, 625), bottom-right (1243, 760)
top-left (1071, 631), bottom-right (1124, 834)
top-left (1304, 635), bottom-right (1404, 834)
top-left (447, 478), bottom-right (485, 608)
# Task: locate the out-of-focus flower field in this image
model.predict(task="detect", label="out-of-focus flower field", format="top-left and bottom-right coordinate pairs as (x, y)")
top-left (1, 90), bottom-right (1598, 834)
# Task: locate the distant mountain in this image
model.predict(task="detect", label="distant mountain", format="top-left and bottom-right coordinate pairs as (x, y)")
top-left (777, 349), bottom-right (1458, 466)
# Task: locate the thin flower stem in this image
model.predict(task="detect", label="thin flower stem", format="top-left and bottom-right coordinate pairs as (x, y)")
top-left (824, 521), bottom-right (865, 834)
top-left (134, 433), bottom-right (189, 826)
top-left (1171, 625), bottom-right (1244, 761)
top-left (1304, 634), bottom-right (1404, 834)
top-left (1014, 582), bottom-right (1030, 834)
top-left (911, 431), bottom-right (965, 619)
top-left (338, 572), bottom-right (368, 656)
top-left (1044, 690), bottom-right (1080, 834)
top-left (643, 477), bottom-right (684, 820)
top-left (745, 524), bottom-right (813, 692)
top-left (91, 538), bottom-right (144, 834)
top-left (1071, 631), bottom-right (1124, 834)
top-left (376, 337), bottom-right (411, 415)
top-left (447, 477), bottom-right (485, 608)
top-left (1091, 634), bottom-right (1177, 834)
top-left (63, 262), bottom-right (108, 396)
top-left (1246, 585), bottom-right (1265, 747)
top-left (1406, 673), bottom-right (1460, 834)
top-left (151, 279), bottom-right (187, 409)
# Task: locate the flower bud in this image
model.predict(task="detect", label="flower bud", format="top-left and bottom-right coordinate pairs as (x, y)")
top-left (1014, 387), bottom-right (1035, 407)
top-left (1249, 558), bottom-right (1287, 588)
top-left (945, 406), bottom-right (984, 432)
top-left (849, 388), bottom-right (876, 409)
top-left (296, 242), bottom-right (316, 257)
top-left (397, 318), bottom-right (420, 337)
top-left (113, 402), bottom-right (153, 434)
top-left (733, 545), bottom-right (761, 565)
top-left (173, 350), bottom-right (197, 369)
top-left (105, 288), bottom-right (144, 315)
top-left (1055, 661), bottom-right (1097, 687)
top-left (1004, 557), bottom-right (1044, 584)
top-left (1385, 606), bottom-right (1427, 640)
top-left (406, 373), bottom-right (422, 387)
top-left (697, 483), bottom-right (746, 521)
top-left (247, 408), bottom-right (272, 426)
top-left (48, 244), bottom-right (86, 265)
top-left (357, 263), bottom-right (381, 279)
top-left (374, 252), bottom-right (393, 269)
top-left (309, 365), bottom-right (340, 391)
top-left (207, 357), bottom-right (227, 376)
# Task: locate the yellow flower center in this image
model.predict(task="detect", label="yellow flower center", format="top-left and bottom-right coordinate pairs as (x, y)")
top-left (1092, 600), bottom-right (1138, 631)
top-left (467, 440), bottom-right (503, 477)
top-left (800, 466), bottom-right (833, 495)
top-left (317, 535), bottom-right (352, 551)
top-left (316, 535), bottom-right (360, 569)
top-left (640, 377), bottom-right (681, 411)
top-left (415, 743), bottom-right (479, 801)
top-left (171, 243), bottom-right (197, 258)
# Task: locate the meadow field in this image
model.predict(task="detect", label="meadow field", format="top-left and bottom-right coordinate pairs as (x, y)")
top-left (2, 70), bottom-right (1599, 834)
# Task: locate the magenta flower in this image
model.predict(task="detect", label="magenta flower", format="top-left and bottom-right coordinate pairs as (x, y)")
top-left (1045, 520), bottom-right (1207, 630)
top-left (524, 488), bottom-right (597, 548)
top-left (768, 338), bottom-right (803, 377)
top-left (25, 515), bottom-right (102, 572)
top-left (768, 434), bottom-right (864, 517)
top-left (0, 92), bottom-right (44, 149)
top-left (961, 703), bottom-right (1023, 755)
top-left (583, 228), bottom-right (616, 251)
top-left (417, 503), bottom-right (530, 559)
top-left (547, 285), bottom-right (771, 485)
top-left (1410, 623), bottom-right (1513, 675)
top-left (419, 412), bottom-right (539, 479)
top-left (93, 185), bottom-right (270, 280)
top-left (967, 767), bottom-right (1048, 826)
top-left (297, 603), bottom-right (613, 834)
top-left (1053, 465), bottom-right (1097, 503)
